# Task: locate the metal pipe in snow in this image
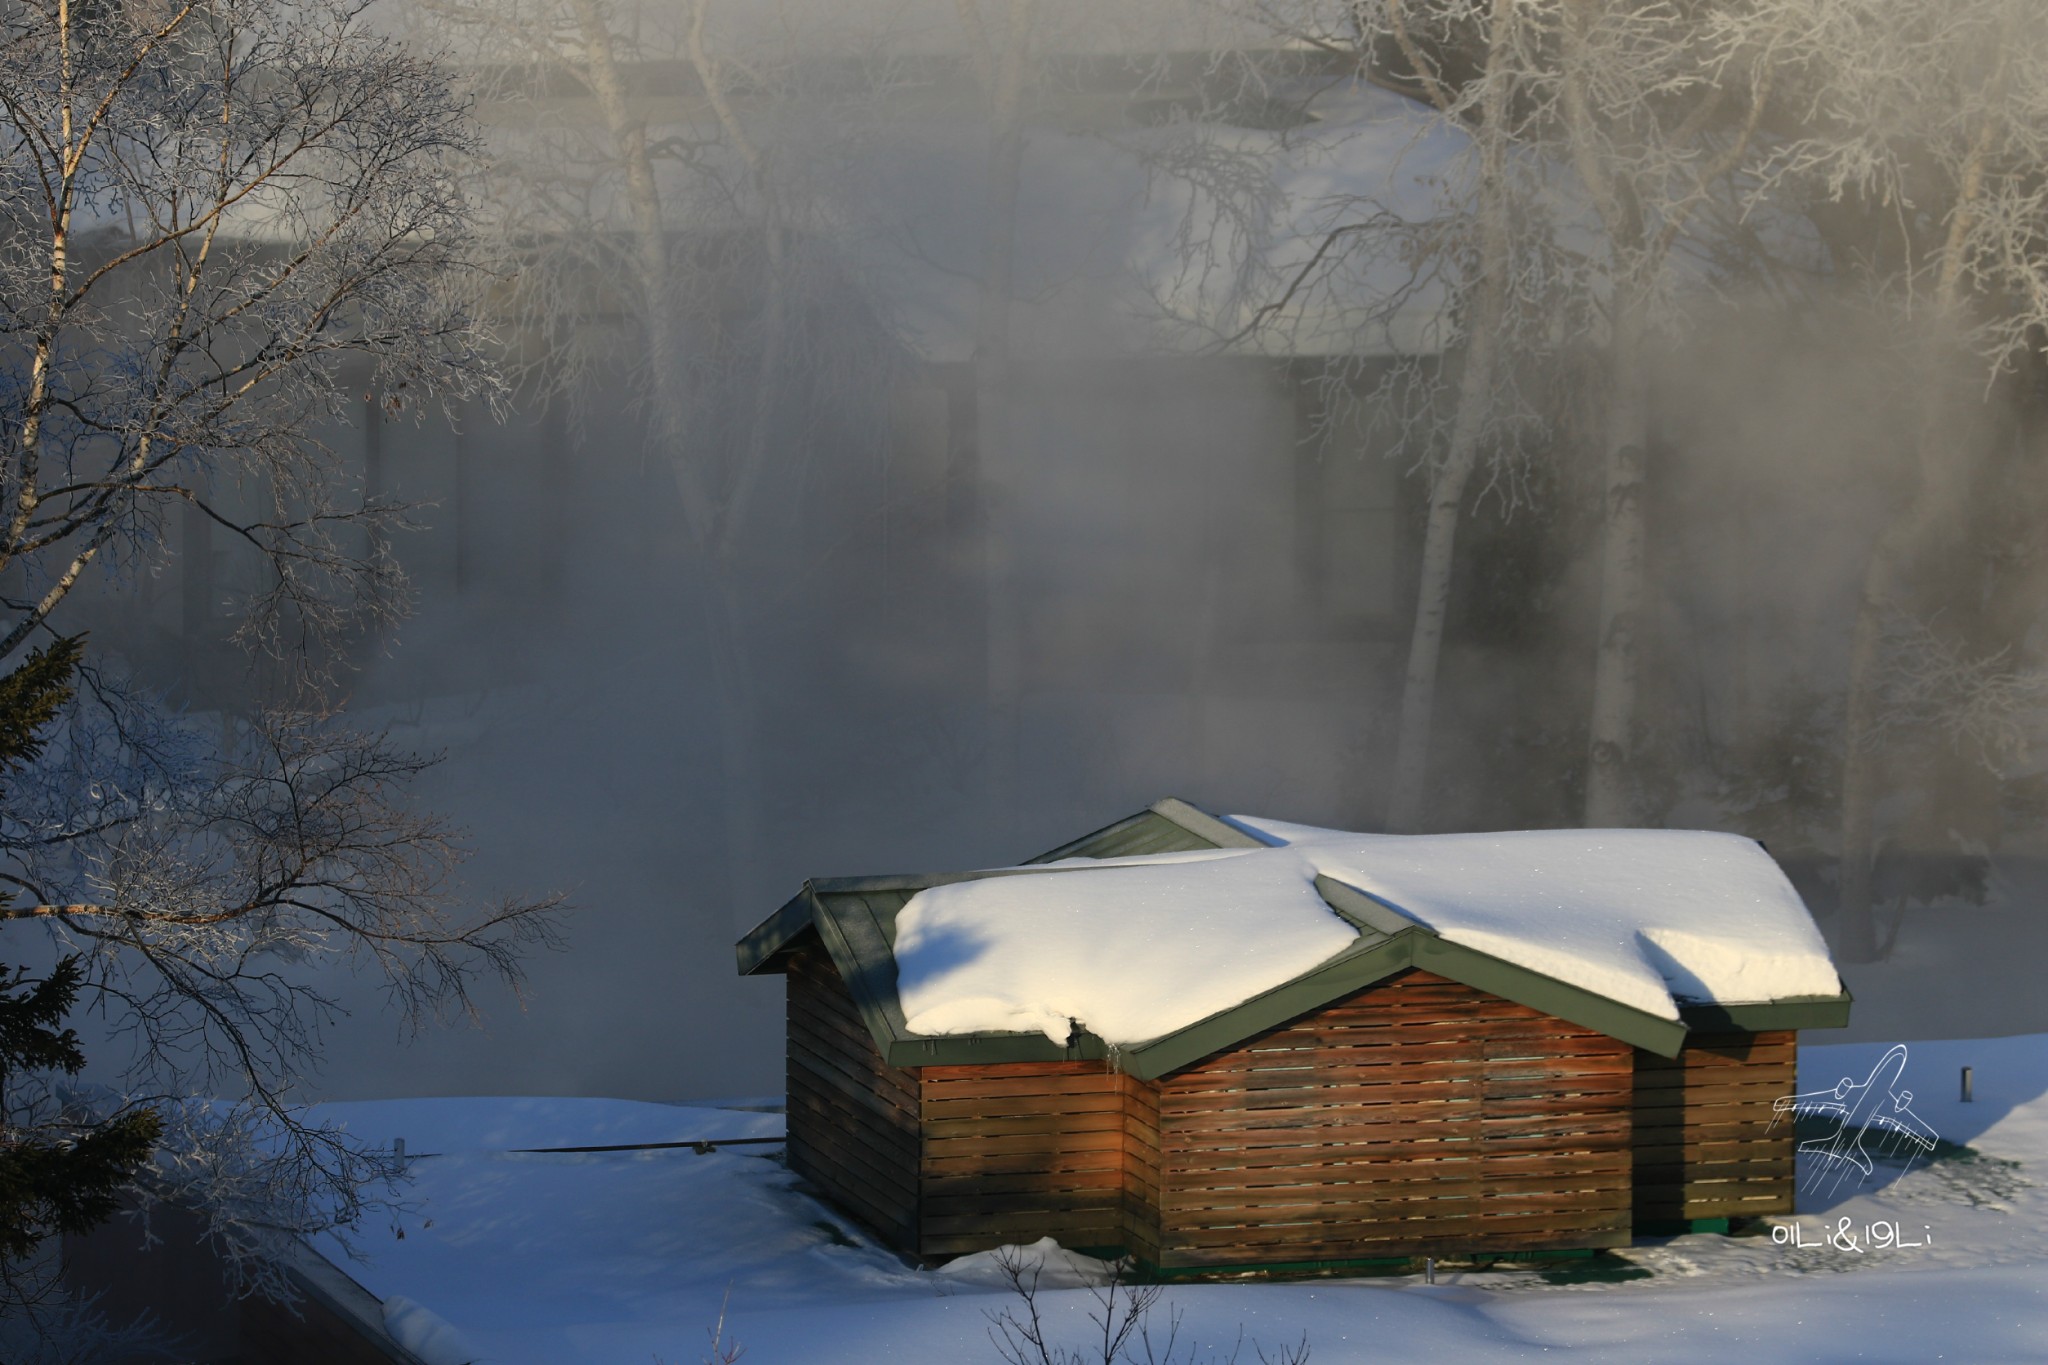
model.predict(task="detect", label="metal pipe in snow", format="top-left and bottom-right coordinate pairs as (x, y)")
top-left (1962, 1066), bottom-right (1974, 1102)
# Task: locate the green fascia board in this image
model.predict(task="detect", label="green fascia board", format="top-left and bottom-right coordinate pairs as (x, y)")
top-left (1407, 934), bottom-right (1690, 1058)
top-left (736, 889), bottom-right (816, 976)
top-left (1114, 924), bottom-right (1690, 1077)
top-left (810, 889), bottom-right (922, 1052)
top-left (1026, 807), bottom-right (1217, 864)
top-left (1678, 992), bottom-right (1853, 1033)
top-left (888, 1029), bottom-right (1111, 1068)
top-left (1312, 873), bottom-right (1690, 1056)
top-left (1312, 874), bottom-right (1428, 937)
top-left (1146, 797), bottom-right (1272, 849)
top-left (1115, 929), bottom-right (1411, 1078)
top-left (1025, 795), bottom-right (1266, 864)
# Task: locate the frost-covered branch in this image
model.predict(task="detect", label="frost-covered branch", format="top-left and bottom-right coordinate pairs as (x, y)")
top-left (0, 0), bottom-right (498, 684)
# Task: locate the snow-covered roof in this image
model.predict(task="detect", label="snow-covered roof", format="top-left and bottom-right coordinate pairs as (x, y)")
top-left (1236, 818), bottom-right (1845, 1023)
top-left (738, 798), bottom-right (1850, 1071)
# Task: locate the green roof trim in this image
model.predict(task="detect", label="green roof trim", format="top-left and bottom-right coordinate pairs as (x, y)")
top-left (1405, 933), bottom-right (1690, 1059)
top-left (811, 890), bottom-right (920, 1051)
top-left (1678, 992), bottom-right (1854, 1033)
top-left (1311, 873), bottom-right (1426, 937)
top-left (736, 798), bottom-right (1852, 1072)
top-left (1026, 796), bottom-right (1266, 863)
top-left (735, 890), bottom-right (814, 976)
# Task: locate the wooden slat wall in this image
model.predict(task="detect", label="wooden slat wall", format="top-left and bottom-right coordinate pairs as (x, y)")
top-left (1121, 1071), bottom-right (1163, 1265)
top-left (1633, 1030), bottom-right (1796, 1225)
top-left (1153, 969), bottom-right (1634, 1268)
top-left (919, 1060), bottom-right (1131, 1258)
top-left (785, 941), bottom-right (922, 1252)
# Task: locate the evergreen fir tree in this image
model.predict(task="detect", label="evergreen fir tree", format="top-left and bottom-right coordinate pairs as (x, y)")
top-left (0, 639), bottom-right (161, 1261)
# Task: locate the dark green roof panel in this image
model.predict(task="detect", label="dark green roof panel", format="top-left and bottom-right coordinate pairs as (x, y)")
top-left (1027, 797), bottom-right (1267, 863)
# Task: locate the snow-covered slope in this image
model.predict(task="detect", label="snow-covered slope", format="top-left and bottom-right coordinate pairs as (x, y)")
top-left (894, 848), bottom-right (1355, 1044)
top-left (1248, 819), bottom-right (1844, 1017)
top-left (323, 1033), bottom-right (2048, 1364)
top-left (893, 818), bottom-right (1841, 1047)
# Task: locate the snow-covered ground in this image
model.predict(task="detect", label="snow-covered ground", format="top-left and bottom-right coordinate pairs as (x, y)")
top-left (318, 1033), bottom-right (2048, 1364)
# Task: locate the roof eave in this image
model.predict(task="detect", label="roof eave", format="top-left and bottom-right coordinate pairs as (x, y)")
top-left (735, 888), bottom-right (816, 976)
top-left (1677, 989), bottom-right (1854, 1033)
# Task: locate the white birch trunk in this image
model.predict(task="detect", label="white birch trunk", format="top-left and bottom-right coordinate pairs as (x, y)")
top-left (1833, 108), bottom-right (1996, 961)
top-left (1382, 0), bottom-right (1519, 831)
top-left (1583, 295), bottom-right (1652, 827)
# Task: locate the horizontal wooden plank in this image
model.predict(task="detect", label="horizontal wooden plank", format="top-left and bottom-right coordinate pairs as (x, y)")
top-left (1162, 1097), bottom-right (1628, 1133)
top-left (787, 1107), bottom-right (918, 1188)
top-left (789, 1002), bottom-right (884, 1067)
top-left (789, 1144), bottom-right (917, 1232)
top-left (921, 1089), bottom-right (1128, 1123)
top-left (1633, 1172), bottom-right (1795, 1197)
top-left (1165, 1199), bottom-right (1635, 1239)
top-left (1163, 1206), bottom-right (1632, 1253)
top-left (786, 1095), bottom-right (919, 1168)
top-left (923, 1187), bottom-right (1127, 1220)
top-left (1168, 1135), bottom-right (1635, 1169)
top-left (787, 1024), bottom-right (917, 1111)
top-left (1631, 1073), bottom-right (1792, 1100)
top-left (921, 1080), bottom-right (1130, 1113)
top-left (1634, 1141), bottom-right (1794, 1167)
top-left (925, 1166), bottom-right (1125, 1197)
top-left (1177, 1037), bottom-right (1628, 1075)
top-left (924, 1127), bottom-right (1130, 1158)
top-left (789, 1052), bottom-right (921, 1140)
top-left (1157, 1224), bottom-right (1632, 1267)
top-left (1162, 1171), bottom-right (1632, 1216)
top-left (1164, 1152), bottom-right (1632, 1185)
top-left (1672, 1056), bottom-right (1796, 1074)
top-left (788, 1021), bottom-right (915, 1097)
top-left (924, 1149), bottom-right (1125, 1179)
top-left (923, 1109), bottom-right (1129, 1141)
top-left (786, 1072), bottom-right (918, 1136)
top-left (1164, 1070), bottom-right (1635, 1107)
top-left (921, 1060), bottom-right (1116, 1081)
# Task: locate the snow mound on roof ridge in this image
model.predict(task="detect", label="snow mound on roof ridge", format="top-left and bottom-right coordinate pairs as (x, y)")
top-left (1246, 818), bottom-right (1842, 1020)
top-left (895, 849), bottom-right (1357, 1046)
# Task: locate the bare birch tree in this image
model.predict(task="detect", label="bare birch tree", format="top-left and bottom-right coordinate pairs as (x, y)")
top-left (0, 0), bottom-right (559, 1307)
top-left (1530, 0), bottom-right (1787, 826)
top-left (1243, 0), bottom-right (1565, 830)
top-left (1760, 0), bottom-right (2048, 959)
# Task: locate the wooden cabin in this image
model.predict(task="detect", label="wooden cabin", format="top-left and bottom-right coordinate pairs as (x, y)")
top-left (737, 798), bottom-right (1851, 1272)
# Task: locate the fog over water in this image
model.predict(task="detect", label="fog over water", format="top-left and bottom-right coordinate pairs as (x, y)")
top-left (58, 0), bottom-right (2048, 1105)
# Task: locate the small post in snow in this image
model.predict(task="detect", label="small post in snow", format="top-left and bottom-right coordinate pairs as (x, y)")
top-left (393, 1136), bottom-right (407, 1171)
top-left (1961, 1066), bottom-right (1974, 1103)
top-left (1424, 1257), bottom-right (1436, 1285)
